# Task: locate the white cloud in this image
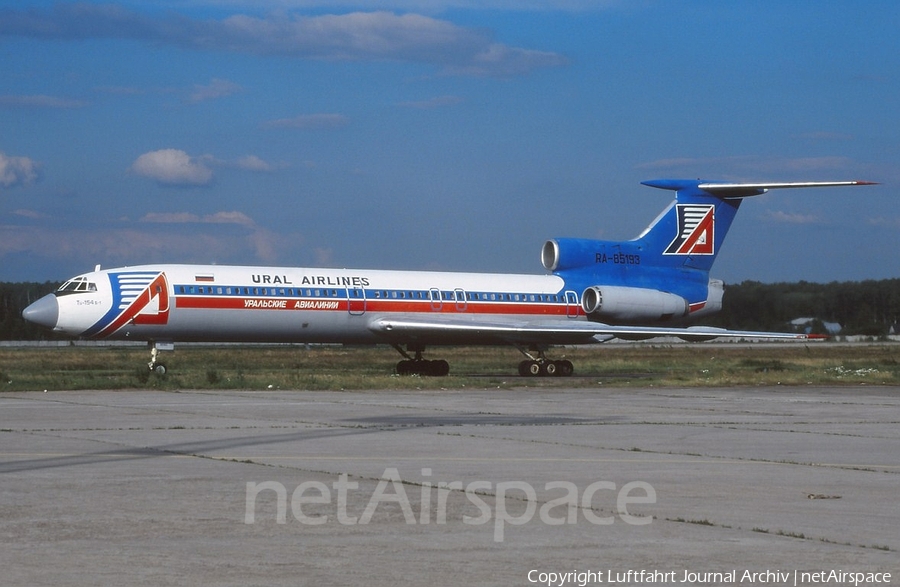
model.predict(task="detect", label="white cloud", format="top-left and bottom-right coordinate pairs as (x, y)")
top-left (637, 157), bottom-right (718, 170)
top-left (396, 95), bottom-right (463, 109)
top-left (0, 94), bottom-right (88, 109)
top-left (129, 151), bottom-right (281, 184)
top-left (637, 155), bottom-right (858, 179)
top-left (140, 212), bottom-right (201, 224)
top-left (218, 154), bottom-right (285, 171)
top-left (187, 78), bottom-right (243, 103)
top-left (794, 131), bottom-right (854, 142)
top-left (0, 5), bottom-right (567, 77)
top-left (867, 216), bottom-right (900, 229)
top-left (314, 247), bottom-right (335, 266)
top-left (13, 209), bottom-right (48, 219)
top-left (140, 210), bottom-right (257, 228)
top-left (0, 217), bottom-right (298, 267)
top-left (0, 152), bottom-right (40, 188)
top-left (130, 149), bottom-right (214, 186)
top-left (766, 210), bottom-right (822, 225)
top-left (94, 85), bottom-right (145, 96)
top-left (252, 1), bottom-right (620, 9)
top-left (205, 211), bottom-right (257, 226)
top-left (777, 157), bottom-right (852, 172)
top-left (444, 43), bottom-right (568, 77)
top-left (216, 11), bottom-right (484, 60)
top-left (233, 155), bottom-right (276, 172)
top-left (262, 113), bottom-right (350, 130)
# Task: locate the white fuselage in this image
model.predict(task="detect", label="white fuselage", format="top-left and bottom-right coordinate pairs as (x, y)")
top-left (48, 264), bottom-right (577, 345)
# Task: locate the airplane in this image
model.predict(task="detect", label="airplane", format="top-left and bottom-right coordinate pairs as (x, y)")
top-left (22, 178), bottom-right (876, 377)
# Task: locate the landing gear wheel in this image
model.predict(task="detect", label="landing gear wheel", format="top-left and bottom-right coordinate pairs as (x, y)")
top-left (518, 360), bottom-right (530, 376)
top-left (392, 344), bottom-right (450, 377)
top-left (517, 357), bottom-right (574, 377)
top-left (148, 343), bottom-right (168, 375)
top-left (431, 359), bottom-right (450, 376)
top-left (518, 360), bottom-right (543, 377)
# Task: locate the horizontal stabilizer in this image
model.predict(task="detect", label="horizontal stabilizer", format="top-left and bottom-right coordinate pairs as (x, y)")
top-left (643, 179), bottom-right (878, 199)
top-left (698, 180), bottom-right (878, 198)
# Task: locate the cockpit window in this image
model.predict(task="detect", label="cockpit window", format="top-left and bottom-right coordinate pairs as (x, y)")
top-left (56, 276), bottom-right (98, 296)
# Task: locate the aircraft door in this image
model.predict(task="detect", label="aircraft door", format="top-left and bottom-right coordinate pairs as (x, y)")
top-left (429, 288), bottom-right (442, 311)
top-left (565, 290), bottom-right (579, 318)
top-left (347, 287), bottom-right (366, 315)
top-left (454, 288), bottom-right (467, 312)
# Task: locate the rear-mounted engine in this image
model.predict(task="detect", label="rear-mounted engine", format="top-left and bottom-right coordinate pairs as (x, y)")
top-left (542, 238), bottom-right (602, 272)
top-left (581, 285), bottom-right (688, 323)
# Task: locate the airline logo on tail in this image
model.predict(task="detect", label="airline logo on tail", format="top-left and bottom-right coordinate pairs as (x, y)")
top-left (664, 204), bottom-right (715, 255)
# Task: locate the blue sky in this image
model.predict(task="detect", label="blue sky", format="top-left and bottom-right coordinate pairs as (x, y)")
top-left (1, 1), bottom-right (897, 284)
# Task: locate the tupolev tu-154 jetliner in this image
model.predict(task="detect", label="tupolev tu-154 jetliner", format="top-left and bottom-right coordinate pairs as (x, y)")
top-left (23, 179), bottom-right (875, 376)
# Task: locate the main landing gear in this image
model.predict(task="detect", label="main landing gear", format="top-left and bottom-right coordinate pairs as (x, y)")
top-left (391, 343), bottom-right (574, 378)
top-left (392, 344), bottom-right (450, 376)
top-left (516, 345), bottom-right (574, 377)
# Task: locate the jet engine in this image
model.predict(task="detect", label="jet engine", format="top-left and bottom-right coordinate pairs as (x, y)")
top-left (581, 285), bottom-right (689, 323)
top-left (542, 238), bottom-right (602, 272)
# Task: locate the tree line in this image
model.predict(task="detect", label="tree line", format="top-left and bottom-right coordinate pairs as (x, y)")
top-left (705, 279), bottom-right (900, 336)
top-left (1, 281), bottom-right (60, 340)
top-left (1, 279), bottom-right (899, 340)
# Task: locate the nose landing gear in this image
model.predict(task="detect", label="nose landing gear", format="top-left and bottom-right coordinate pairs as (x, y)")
top-left (148, 341), bottom-right (173, 375)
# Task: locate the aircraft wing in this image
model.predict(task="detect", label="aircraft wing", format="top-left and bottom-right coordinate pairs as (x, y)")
top-left (367, 316), bottom-right (821, 345)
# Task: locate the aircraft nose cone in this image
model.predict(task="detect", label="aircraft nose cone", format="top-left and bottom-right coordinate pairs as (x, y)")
top-left (22, 294), bottom-right (59, 329)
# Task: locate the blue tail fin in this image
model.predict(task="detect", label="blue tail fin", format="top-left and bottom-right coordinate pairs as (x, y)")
top-left (543, 179), bottom-right (876, 306)
top-left (635, 179), bottom-right (748, 273)
top-left (635, 178), bottom-right (877, 273)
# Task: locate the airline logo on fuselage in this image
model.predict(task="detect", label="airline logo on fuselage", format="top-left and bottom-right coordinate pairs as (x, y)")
top-left (85, 271), bottom-right (170, 338)
top-left (664, 204), bottom-right (715, 255)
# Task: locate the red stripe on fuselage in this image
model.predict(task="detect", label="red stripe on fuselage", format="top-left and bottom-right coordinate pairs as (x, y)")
top-left (174, 296), bottom-right (577, 316)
